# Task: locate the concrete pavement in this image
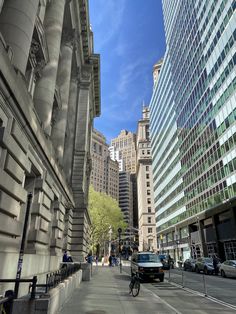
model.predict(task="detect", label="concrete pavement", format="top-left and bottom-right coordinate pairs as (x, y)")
top-left (59, 265), bottom-right (236, 314)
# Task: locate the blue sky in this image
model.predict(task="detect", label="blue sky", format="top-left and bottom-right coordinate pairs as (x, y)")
top-left (89, 0), bottom-right (166, 143)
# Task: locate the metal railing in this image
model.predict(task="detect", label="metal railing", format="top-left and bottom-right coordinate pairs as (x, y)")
top-left (0, 277), bottom-right (37, 300)
top-left (31, 263), bottom-right (81, 294)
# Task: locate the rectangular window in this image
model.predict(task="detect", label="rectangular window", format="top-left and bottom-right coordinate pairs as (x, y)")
top-left (148, 217), bottom-right (151, 223)
top-left (146, 166), bottom-right (149, 171)
top-left (148, 228), bottom-right (152, 233)
top-left (148, 207), bottom-right (151, 213)
top-left (147, 190), bottom-right (150, 195)
top-left (147, 198), bottom-right (151, 204)
top-left (146, 182), bottom-right (150, 187)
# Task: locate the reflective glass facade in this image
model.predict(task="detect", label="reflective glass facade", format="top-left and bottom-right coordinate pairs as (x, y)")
top-left (150, 0), bottom-right (236, 239)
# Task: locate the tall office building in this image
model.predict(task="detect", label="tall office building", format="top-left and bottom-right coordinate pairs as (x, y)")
top-left (119, 171), bottom-right (133, 227)
top-left (111, 130), bottom-right (137, 174)
top-left (150, 0), bottom-right (236, 261)
top-left (153, 59), bottom-right (163, 87)
top-left (91, 129), bottom-right (119, 200)
top-left (109, 146), bottom-right (124, 172)
top-left (0, 0), bottom-right (100, 295)
top-left (111, 130), bottom-right (138, 234)
top-left (136, 107), bottom-right (157, 251)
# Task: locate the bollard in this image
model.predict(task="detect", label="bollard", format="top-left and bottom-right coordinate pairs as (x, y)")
top-left (181, 269), bottom-right (184, 287)
top-left (203, 274), bottom-right (207, 296)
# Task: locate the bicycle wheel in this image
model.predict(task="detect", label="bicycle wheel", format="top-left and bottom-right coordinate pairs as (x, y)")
top-left (131, 279), bottom-right (140, 297)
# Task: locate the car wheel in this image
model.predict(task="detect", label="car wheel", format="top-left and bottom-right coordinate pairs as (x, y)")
top-left (204, 267), bottom-right (208, 275)
top-left (159, 275), bottom-right (164, 282)
top-left (221, 270), bottom-right (226, 278)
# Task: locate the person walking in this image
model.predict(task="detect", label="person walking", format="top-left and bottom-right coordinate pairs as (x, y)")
top-left (86, 252), bottom-right (93, 264)
top-left (213, 254), bottom-right (219, 275)
top-left (108, 255), bottom-right (112, 267)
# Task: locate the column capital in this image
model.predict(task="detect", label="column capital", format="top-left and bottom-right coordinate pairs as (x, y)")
top-left (79, 64), bottom-right (93, 85)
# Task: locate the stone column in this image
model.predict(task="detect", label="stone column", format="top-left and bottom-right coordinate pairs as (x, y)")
top-left (63, 75), bottom-right (78, 182)
top-left (0, 0), bottom-right (39, 74)
top-left (33, 0), bottom-right (66, 136)
top-left (51, 40), bottom-right (73, 164)
top-left (71, 65), bottom-right (93, 260)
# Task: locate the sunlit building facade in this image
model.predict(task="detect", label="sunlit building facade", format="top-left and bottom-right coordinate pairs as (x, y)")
top-left (91, 129), bottom-right (119, 200)
top-left (136, 107), bottom-right (157, 251)
top-left (0, 0), bottom-right (100, 296)
top-left (150, 0), bottom-right (236, 262)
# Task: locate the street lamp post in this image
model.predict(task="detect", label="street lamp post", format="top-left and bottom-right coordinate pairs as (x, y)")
top-left (14, 193), bottom-right (33, 298)
top-left (118, 228), bottom-right (122, 273)
top-left (108, 226), bottom-right (112, 256)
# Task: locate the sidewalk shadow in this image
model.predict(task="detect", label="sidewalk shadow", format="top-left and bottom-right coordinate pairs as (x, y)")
top-left (114, 274), bottom-right (130, 281)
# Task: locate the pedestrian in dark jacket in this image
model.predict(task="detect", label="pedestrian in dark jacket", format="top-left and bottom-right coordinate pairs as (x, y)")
top-left (86, 252), bottom-right (93, 264)
top-left (109, 255), bottom-right (112, 267)
top-left (63, 251), bottom-right (69, 262)
top-left (213, 254), bottom-right (219, 275)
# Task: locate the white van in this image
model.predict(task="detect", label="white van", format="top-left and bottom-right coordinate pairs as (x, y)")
top-left (131, 252), bottom-right (164, 282)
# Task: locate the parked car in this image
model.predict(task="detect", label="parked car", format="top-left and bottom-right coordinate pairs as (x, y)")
top-left (131, 252), bottom-right (164, 281)
top-left (158, 254), bottom-right (174, 270)
top-left (183, 258), bottom-right (196, 272)
top-left (220, 260), bottom-right (236, 278)
top-left (195, 257), bottom-right (214, 275)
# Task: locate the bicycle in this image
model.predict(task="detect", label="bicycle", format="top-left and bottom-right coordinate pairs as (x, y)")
top-left (129, 273), bottom-right (140, 297)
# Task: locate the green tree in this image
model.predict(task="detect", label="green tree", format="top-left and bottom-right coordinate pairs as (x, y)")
top-left (88, 186), bottom-right (127, 255)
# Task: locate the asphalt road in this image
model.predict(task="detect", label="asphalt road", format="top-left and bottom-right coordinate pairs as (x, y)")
top-left (121, 264), bottom-right (236, 313)
top-left (166, 268), bottom-right (236, 306)
top-left (60, 264), bottom-right (236, 314)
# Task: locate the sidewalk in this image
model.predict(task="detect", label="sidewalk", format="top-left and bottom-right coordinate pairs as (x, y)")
top-left (59, 265), bottom-right (178, 314)
top-left (59, 265), bottom-right (236, 314)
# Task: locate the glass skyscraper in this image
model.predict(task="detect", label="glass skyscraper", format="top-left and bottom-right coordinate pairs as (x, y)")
top-left (150, 0), bottom-right (236, 261)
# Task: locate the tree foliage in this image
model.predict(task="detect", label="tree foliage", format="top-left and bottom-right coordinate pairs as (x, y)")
top-left (88, 186), bottom-right (127, 253)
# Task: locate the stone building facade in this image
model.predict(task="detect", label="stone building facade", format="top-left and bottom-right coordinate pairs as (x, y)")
top-left (0, 0), bottom-right (100, 294)
top-left (136, 107), bottom-right (157, 251)
top-left (110, 130), bottom-right (138, 232)
top-left (91, 129), bottom-right (119, 200)
top-left (111, 130), bottom-right (137, 174)
top-left (119, 171), bottom-right (133, 227)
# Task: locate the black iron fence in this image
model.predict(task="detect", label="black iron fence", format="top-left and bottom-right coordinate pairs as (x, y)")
top-left (29, 263), bottom-right (81, 294)
top-left (45, 263), bottom-right (81, 292)
top-left (0, 263), bottom-right (81, 313)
